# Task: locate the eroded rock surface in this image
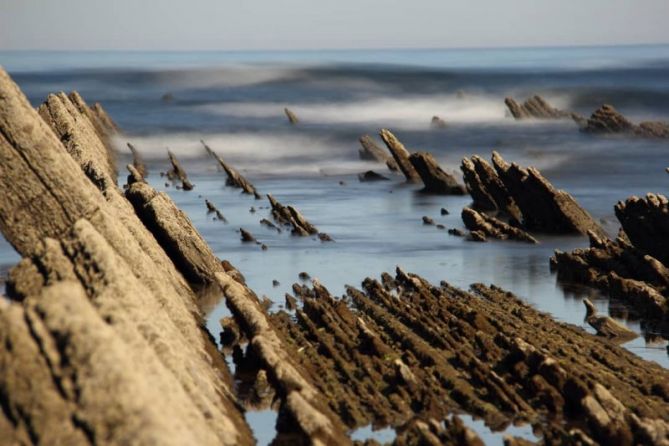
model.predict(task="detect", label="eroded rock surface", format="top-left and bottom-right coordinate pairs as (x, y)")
top-left (271, 269), bottom-right (669, 445)
top-left (0, 67), bottom-right (253, 445)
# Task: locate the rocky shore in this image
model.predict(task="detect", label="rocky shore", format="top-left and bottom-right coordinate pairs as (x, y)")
top-left (1, 65), bottom-right (669, 446)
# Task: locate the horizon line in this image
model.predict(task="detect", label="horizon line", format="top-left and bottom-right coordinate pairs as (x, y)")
top-left (2, 41), bottom-right (669, 53)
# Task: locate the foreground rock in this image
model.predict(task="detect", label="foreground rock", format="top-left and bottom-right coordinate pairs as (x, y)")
top-left (583, 104), bottom-right (669, 138)
top-left (125, 175), bottom-right (223, 285)
top-left (202, 140), bottom-right (261, 198)
top-left (38, 91), bottom-right (118, 183)
top-left (461, 208), bottom-right (538, 243)
top-left (461, 152), bottom-right (605, 239)
top-left (271, 269), bottom-right (669, 445)
top-left (379, 129), bottom-right (421, 182)
top-left (408, 152), bottom-right (466, 195)
top-left (0, 67), bottom-right (252, 445)
top-left (505, 95), bottom-right (583, 122)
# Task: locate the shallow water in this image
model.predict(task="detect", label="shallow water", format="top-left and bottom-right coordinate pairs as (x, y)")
top-left (2, 46), bottom-right (669, 444)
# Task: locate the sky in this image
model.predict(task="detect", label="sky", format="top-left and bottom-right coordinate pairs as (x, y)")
top-left (1, 0), bottom-right (668, 51)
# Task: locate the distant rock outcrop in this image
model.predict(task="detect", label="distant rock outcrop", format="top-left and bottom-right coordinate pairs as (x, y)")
top-left (505, 95), bottom-right (583, 122)
top-left (583, 104), bottom-right (669, 138)
top-left (430, 115), bottom-right (447, 128)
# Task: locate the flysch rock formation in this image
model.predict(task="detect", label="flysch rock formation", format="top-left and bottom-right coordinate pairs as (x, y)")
top-left (358, 134), bottom-right (399, 171)
top-left (38, 92), bottom-right (118, 185)
top-left (201, 139), bottom-right (261, 199)
top-left (551, 195), bottom-right (669, 326)
top-left (0, 67), bottom-right (351, 445)
top-left (379, 129), bottom-right (421, 183)
top-left (461, 152), bottom-right (605, 239)
top-left (408, 152), bottom-right (466, 195)
top-left (505, 95), bottom-right (584, 123)
top-left (583, 104), bottom-right (669, 138)
top-left (270, 269), bottom-right (669, 446)
top-left (167, 150), bottom-right (194, 190)
top-left (461, 207), bottom-right (538, 243)
top-left (0, 67), bottom-right (252, 445)
top-left (67, 91), bottom-right (119, 176)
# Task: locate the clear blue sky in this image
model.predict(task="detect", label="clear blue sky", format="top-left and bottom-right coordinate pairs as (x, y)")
top-left (1, 0), bottom-right (668, 51)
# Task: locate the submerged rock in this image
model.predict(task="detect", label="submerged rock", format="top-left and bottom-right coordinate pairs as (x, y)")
top-left (205, 199), bottom-right (227, 222)
top-left (201, 140), bottom-right (261, 198)
top-left (240, 228), bottom-right (256, 243)
top-left (430, 115), bottom-right (447, 129)
top-left (583, 104), bottom-right (669, 138)
top-left (379, 129), bottom-right (421, 183)
top-left (408, 152), bottom-right (466, 195)
top-left (461, 208), bottom-right (538, 243)
top-left (358, 170), bottom-right (390, 182)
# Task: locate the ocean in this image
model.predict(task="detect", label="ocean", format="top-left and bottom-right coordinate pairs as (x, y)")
top-left (2, 45), bottom-right (669, 444)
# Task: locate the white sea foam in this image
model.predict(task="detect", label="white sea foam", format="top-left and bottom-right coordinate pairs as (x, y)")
top-left (195, 94), bottom-right (509, 128)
